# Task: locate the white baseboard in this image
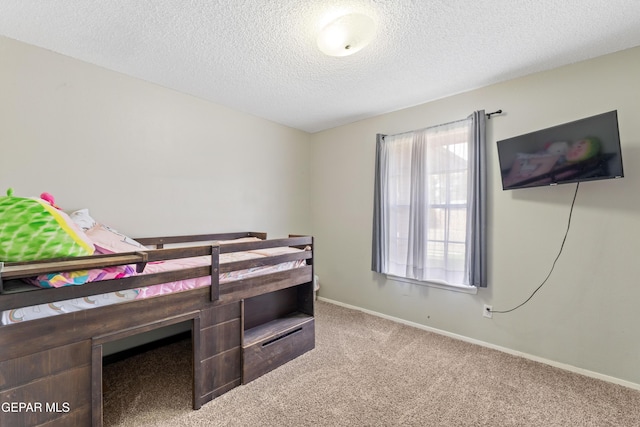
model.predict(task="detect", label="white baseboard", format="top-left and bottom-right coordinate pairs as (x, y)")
top-left (317, 296), bottom-right (640, 392)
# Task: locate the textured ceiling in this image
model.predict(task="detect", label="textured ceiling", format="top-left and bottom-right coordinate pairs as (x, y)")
top-left (1, 1), bottom-right (640, 133)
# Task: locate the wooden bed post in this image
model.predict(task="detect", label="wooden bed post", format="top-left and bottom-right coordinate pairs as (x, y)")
top-left (210, 244), bottom-right (220, 301)
top-left (91, 344), bottom-right (104, 427)
top-left (192, 316), bottom-right (203, 410)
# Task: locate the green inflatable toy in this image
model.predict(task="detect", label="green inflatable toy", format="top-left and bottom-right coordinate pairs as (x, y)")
top-left (0, 189), bottom-right (94, 262)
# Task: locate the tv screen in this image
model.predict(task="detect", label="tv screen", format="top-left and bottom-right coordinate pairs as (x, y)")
top-left (497, 111), bottom-right (624, 190)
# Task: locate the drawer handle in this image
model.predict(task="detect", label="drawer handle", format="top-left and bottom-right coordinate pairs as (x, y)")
top-left (262, 327), bottom-right (303, 347)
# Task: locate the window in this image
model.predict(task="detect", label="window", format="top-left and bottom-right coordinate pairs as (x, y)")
top-left (372, 111), bottom-right (487, 288)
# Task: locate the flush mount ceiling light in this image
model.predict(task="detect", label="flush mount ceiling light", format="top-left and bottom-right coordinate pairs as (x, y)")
top-left (317, 13), bottom-right (376, 57)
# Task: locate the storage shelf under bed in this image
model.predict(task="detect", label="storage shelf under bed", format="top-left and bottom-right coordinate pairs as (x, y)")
top-left (242, 312), bottom-right (315, 384)
top-left (243, 311), bottom-right (313, 348)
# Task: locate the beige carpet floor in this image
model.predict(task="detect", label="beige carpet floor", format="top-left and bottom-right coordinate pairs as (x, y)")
top-left (103, 300), bottom-right (640, 426)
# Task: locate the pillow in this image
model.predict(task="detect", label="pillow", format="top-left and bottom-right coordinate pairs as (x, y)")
top-left (0, 195), bottom-right (95, 262)
top-left (69, 208), bottom-right (98, 231)
top-left (85, 224), bottom-right (148, 254)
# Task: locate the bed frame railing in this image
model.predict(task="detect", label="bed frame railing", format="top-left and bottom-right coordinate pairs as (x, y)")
top-left (135, 231), bottom-right (268, 249)
top-left (0, 233), bottom-right (313, 313)
top-left (0, 245), bottom-right (220, 311)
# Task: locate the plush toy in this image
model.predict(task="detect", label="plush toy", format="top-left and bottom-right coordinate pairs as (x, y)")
top-left (566, 137), bottom-right (601, 162)
top-left (40, 192), bottom-right (61, 209)
top-left (0, 189), bottom-right (94, 261)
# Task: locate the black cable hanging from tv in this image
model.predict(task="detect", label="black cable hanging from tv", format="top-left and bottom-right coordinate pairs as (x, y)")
top-left (490, 182), bottom-right (580, 315)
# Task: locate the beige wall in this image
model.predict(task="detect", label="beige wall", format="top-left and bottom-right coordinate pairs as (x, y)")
top-left (311, 46), bottom-right (640, 387)
top-left (0, 36), bottom-right (312, 239)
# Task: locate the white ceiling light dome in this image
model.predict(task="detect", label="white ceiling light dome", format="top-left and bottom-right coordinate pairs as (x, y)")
top-left (317, 13), bottom-right (376, 57)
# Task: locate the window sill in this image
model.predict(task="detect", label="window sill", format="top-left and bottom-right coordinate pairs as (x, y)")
top-left (386, 275), bottom-right (478, 294)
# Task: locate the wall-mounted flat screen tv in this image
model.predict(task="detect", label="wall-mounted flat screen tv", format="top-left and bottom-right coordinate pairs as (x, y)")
top-left (497, 111), bottom-right (624, 190)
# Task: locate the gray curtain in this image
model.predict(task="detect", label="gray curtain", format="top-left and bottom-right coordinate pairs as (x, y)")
top-left (371, 133), bottom-right (386, 273)
top-left (372, 111), bottom-right (487, 287)
top-left (466, 110), bottom-right (487, 287)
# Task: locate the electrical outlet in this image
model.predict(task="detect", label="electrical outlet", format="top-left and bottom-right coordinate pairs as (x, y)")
top-left (483, 304), bottom-right (493, 318)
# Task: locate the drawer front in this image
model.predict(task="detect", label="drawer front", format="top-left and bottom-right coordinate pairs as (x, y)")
top-left (242, 319), bottom-right (314, 384)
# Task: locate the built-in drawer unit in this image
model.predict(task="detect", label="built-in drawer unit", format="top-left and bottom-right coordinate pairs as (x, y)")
top-left (242, 314), bottom-right (314, 384)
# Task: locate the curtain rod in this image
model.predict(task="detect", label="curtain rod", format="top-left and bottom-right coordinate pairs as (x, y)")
top-left (383, 116), bottom-right (470, 139)
top-left (486, 110), bottom-right (503, 119)
top-left (381, 109), bottom-right (503, 140)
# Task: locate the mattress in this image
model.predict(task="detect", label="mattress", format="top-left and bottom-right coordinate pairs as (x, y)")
top-left (1, 245), bottom-right (307, 325)
top-left (1, 288), bottom-right (139, 324)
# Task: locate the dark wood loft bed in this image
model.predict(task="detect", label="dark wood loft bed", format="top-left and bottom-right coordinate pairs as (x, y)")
top-left (0, 232), bottom-right (314, 427)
